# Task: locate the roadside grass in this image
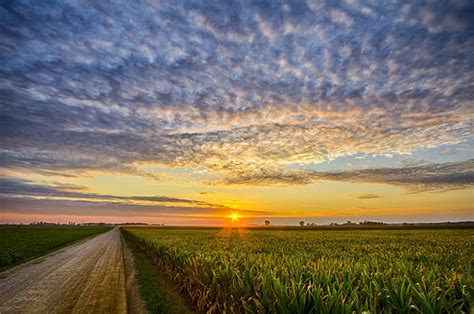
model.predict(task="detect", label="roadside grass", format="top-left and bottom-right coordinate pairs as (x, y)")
top-left (0, 226), bottom-right (111, 272)
top-left (122, 231), bottom-right (197, 314)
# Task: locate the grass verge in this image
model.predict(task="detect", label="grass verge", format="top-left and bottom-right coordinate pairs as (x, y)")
top-left (122, 230), bottom-right (197, 314)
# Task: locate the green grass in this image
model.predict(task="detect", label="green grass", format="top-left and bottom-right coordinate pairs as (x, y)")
top-left (123, 227), bottom-right (473, 313)
top-left (122, 230), bottom-right (196, 314)
top-left (0, 225), bottom-right (111, 271)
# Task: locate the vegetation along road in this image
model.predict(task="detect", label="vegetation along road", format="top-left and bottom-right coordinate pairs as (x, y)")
top-left (0, 228), bottom-right (132, 313)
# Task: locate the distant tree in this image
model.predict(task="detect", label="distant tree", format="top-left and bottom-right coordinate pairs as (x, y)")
top-left (299, 221), bottom-right (305, 227)
top-left (359, 220), bottom-right (385, 225)
top-left (264, 220), bottom-right (270, 226)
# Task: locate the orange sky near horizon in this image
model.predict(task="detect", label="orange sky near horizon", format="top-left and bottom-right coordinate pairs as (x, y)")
top-left (2, 167), bottom-right (473, 225)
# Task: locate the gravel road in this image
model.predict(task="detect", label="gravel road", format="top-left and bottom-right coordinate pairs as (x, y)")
top-left (0, 228), bottom-right (128, 313)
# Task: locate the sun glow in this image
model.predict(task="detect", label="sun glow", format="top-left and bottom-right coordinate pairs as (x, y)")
top-left (230, 212), bottom-right (239, 221)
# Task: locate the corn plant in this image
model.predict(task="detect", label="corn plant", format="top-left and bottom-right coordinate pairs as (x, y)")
top-left (123, 228), bottom-right (473, 313)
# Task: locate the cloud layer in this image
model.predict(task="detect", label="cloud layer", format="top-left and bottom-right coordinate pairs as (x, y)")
top-left (1, 0), bottom-right (473, 188)
top-left (0, 177), bottom-right (216, 206)
top-left (223, 159), bottom-right (474, 191)
top-left (1, 177), bottom-right (272, 217)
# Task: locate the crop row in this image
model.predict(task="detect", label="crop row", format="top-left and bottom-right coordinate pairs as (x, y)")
top-left (123, 228), bottom-right (473, 313)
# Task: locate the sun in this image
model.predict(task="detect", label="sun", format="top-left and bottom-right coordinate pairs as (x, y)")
top-left (230, 212), bottom-right (239, 221)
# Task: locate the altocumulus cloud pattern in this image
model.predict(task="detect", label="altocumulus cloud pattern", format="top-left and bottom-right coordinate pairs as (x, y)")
top-left (1, 0), bottom-right (473, 190)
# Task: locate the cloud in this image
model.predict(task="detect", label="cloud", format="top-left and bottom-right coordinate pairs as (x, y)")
top-left (398, 159), bottom-right (430, 167)
top-left (441, 143), bottom-right (473, 156)
top-left (0, 197), bottom-right (222, 218)
top-left (357, 194), bottom-right (382, 199)
top-left (0, 0), bottom-right (473, 186)
top-left (223, 160), bottom-right (474, 192)
top-left (0, 177), bottom-right (277, 218)
top-left (314, 159), bottom-right (474, 191)
top-left (0, 177), bottom-right (222, 208)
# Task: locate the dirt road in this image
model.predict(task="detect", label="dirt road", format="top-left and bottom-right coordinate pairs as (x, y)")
top-left (0, 228), bottom-right (128, 313)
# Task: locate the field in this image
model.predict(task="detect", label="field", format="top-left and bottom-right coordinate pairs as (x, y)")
top-left (0, 225), bottom-right (111, 271)
top-left (123, 227), bottom-right (473, 313)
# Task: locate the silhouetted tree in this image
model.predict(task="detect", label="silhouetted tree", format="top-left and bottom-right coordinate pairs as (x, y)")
top-left (264, 220), bottom-right (270, 226)
top-left (299, 221), bottom-right (305, 227)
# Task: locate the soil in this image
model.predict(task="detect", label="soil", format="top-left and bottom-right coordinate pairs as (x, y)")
top-left (122, 235), bottom-right (147, 314)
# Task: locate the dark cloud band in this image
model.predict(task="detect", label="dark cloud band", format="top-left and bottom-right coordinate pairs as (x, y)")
top-left (223, 160), bottom-right (474, 192)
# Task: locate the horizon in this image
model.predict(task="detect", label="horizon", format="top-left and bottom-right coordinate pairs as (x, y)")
top-left (1, 0), bottom-right (473, 225)
top-left (2, 218), bottom-right (474, 227)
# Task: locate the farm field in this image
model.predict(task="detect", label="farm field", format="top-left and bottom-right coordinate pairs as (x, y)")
top-left (0, 225), bottom-right (111, 271)
top-left (123, 227), bottom-right (473, 313)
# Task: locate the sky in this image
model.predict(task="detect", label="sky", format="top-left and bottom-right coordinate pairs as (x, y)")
top-left (0, 0), bottom-right (473, 225)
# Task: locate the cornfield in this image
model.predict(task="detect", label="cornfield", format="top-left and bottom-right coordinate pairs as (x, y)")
top-left (123, 227), bottom-right (473, 313)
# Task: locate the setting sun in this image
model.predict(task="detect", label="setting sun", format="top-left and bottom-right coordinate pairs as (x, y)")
top-left (230, 213), bottom-right (239, 221)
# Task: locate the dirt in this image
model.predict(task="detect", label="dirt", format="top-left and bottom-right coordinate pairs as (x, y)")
top-left (122, 236), bottom-right (147, 314)
top-left (0, 228), bottom-right (129, 314)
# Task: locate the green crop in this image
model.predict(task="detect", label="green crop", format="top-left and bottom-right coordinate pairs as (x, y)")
top-left (123, 227), bottom-right (473, 313)
top-left (0, 225), bottom-right (111, 271)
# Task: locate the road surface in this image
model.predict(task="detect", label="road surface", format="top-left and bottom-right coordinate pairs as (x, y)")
top-left (0, 228), bottom-right (129, 313)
